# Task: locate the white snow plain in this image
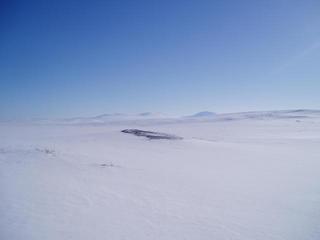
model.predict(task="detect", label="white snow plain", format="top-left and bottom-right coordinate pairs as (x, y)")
top-left (1, 110), bottom-right (320, 240)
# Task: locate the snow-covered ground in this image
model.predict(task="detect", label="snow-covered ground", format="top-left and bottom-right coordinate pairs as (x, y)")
top-left (1, 110), bottom-right (320, 240)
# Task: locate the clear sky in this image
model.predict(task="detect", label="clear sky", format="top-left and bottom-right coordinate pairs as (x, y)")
top-left (1, 0), bottom-right (320, 118)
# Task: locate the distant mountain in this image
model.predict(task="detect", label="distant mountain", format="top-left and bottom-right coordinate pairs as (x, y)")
top-left (216, 109), bottom-right (320, 121)
top-left (94, 113), bottom-right (126, 119)
top-left (25, 109), bottom-right (320, 125)
top-left (186, 111), bottom-right (217, 118)
top-left (138, 112), bottom-right (153, 116)
top-left (136, 112), bottom-right (167, 118)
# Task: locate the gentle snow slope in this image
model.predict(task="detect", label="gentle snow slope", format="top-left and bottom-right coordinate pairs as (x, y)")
top-left (1, 112), bottom-right (320, 240)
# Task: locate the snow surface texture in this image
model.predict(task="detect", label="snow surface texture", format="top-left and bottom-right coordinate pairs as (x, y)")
top-left (1, 110), bottom-right (320, 240)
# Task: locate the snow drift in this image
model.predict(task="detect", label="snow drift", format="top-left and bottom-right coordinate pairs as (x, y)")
top-left (1, 110), bottom-right (320, 240)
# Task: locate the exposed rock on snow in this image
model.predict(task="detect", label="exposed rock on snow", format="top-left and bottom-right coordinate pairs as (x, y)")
top-left (121, 129), bottom-right (183, 140)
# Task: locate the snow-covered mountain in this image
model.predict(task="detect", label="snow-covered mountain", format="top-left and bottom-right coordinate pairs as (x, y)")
top-left (185, 111), bottom-right (217, 118)
top-left (32, 112), bottom-right (172, 125)
top-left (28, 109), bottom-right (320, 126)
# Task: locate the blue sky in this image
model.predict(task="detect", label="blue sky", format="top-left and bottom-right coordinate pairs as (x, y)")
top-left (1, 0), bottom-right (320, 118)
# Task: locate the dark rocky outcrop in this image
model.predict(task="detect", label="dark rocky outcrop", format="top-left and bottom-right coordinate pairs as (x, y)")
top-left (121, 129), bottom-right (183, 140)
